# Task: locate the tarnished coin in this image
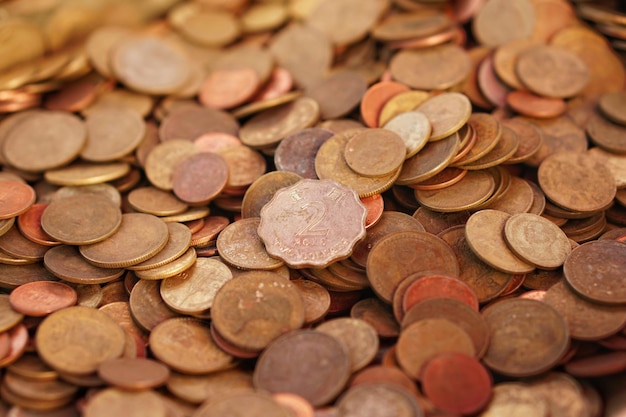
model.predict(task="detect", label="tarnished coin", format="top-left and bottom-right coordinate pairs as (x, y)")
top-left (414, 170), bottom-right (495, 212)
top-left (194, 391), bottom-right (293, 417)
top-left (503, 213), bottom-right (571, 270)
top-left (402, 274), bottom-right (479, 313)
top-left (315, 318), bottom-right (378, 372)
top-left (564, 240), bottom-right (626, 305)
top-left (274, 128), bottom-right (334, 179)
top-left (586, 111), bottom-right (626, 154)
top-left (36, 306), bottom-right (126, 375)
top-left (81, 106), bottom-right (145, 162)
top-left (79, 213), bottom-right (169, 268)
top-left (127, 187), bottom-right (188, 217)
top-left (44, 245), bottom-right (123, 284)
top-left (254, 330), bottom-right (350, 407)
top-left (538, 152), bottom-right (616, 213)
top-left (172, 152), bottom-right (229, 206)
top-left (415, 92), bottom-right (472, 141)
top-left (337, 383), bottom-right (423, 417)
top-left (211, 271), bottom-right (304, 351)
top-left (150, 317), bottom-right (233, 375)
top-left (217, 217), bottom-right (284, 270)
top-left (305, 70), bottom-right (367, 120)
top-left (41, 194), bottom-right (121, 245)
top-left (0, 181), bottom-right (36, 220)
top-left (481, 299), bottom-right (569, 377)
top-left (83, 388), bottom-right (166, 417)
top-left (258, 179), bottom-right (366, 268)
top-left (344, 129), bottom-right (406, 177)
top-left (472, 0), bottom-right (536, 47)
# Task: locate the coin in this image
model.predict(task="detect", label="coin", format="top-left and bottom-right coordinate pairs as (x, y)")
top-left (97, 357), bottom-right (170, 391)
top-left (0, 224), bottom-right (49, 262)
top-left (305, 0), bottom-right (383, 46)
top-left (158, 105), bottom-right (239, 142)
top-left (81, 106), bottom-right (145, 162)
top-left (145, 139), bottom-right (200, 191)
top-left (479, 382), bottom-right (549, 417)
top-left (415, 92), bottom-right (471, 141)
top-left (415, 169), bottom-right (496, 212)
top-left (344, 129), bottom-right (405, 177)
top-left (172, 152), bottom-right (229, 206)
top-left (0, 181), bottom-right (36, 220)
top-left (382, 111), bottom-right (431, 159)
top-left (360, 81), bottom-right (410, 128)
top-left (127, 187), bottom-right (188, 217)
top-left (472, 0), bottom-right (535, 47)
top-left (9, 281), bottom-right (76, 317)
top-left (477, 53), bottom-right (511, 108)
top-left (481, 298), bottom-right (569, 377)
top-left (0, 294), bottom-right (24, 332)
top-left (216, 217), bottom-right (283, 270)
top-left (166, 368), bottom-right (253, 404)
top-left (336, 383), bottom-right (423, 417)
top-left (129, 279), bottom-right (181, 332)
top-left (199, 68), bottom-right (260, 110)
top-left (598, 90), bottom-right (626, 125)
top-left (83, 388), bottom-right (166, 417)
top-left (305, 70), bottom-right (367, 120)
top-left (402, 274), bottom-right (479, 313)
top-left (253, 330), bottom-right (350, 407)
top-left (44, 162), bottom-right (130, 186)
top-left (586, 111), bottom-right (626, 154)
top-left (493, 39), bottom-right (541, 90)
top-left (217, 145), bottom-right (267, 190)
top-left (506, 91), bottom-right (566, 119)
top-left (241, 171), bottom-right (303, 219)
top-left (315, 318), bottom-right (378, 372)
top-left (134, 246), bottom-right (197, 280)
top-left (43, 245), bottom-right (123, 284)
top-left (274, 128), bottom-right (334, 179)
top-left (396, 132), bottom-right (460, 185)
top-left (17, 204), bottom-right (58, 247)
top-left (193, 391), bottom-right (293, 417)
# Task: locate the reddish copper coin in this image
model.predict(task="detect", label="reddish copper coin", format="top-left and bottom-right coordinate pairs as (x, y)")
top-left (402, 274), bottom-right (479, 314)
top-left (350, 365), bottom-right (419, 398)
top-left (9, 281), bottom-right (77, 317)
top-left (172, 152), bottom-right (229, 205)
top-left (421, 353), bottom-right (492, 415)
top-left (0, 324), bottom-right (28, 367)
top-left (477, 54), bottom-right (510, 108)
top-left (17, 203), bottom-right (60, 246)
top-left (506, 90), bottom-right (566, 119)
top-left (0, 181), bottom-right (36, 220)
top-left (360, 194), bottom-right (384, 229)
top-left (193, 132), bottom-right (242, 153)
top-left (253, 67), bottom-right (294, 101)
top-left (350, 297), bottom-right (401, 339)
top-left (564, 351), bottom-right (626, 378)
top-left (360, 81), bottom-right (410, 128)
top-left (254, 330), bottom-right (350, 407)
top-left (97, 357), bottom-right (170, 391)
top-left (199, 68), bottom-right (260, 110)
top-left (272, 393), bottom-right (315, 417)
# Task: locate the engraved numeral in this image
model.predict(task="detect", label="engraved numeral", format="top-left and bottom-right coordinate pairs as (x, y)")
top-left (296, 201), bottom-right (329, 237)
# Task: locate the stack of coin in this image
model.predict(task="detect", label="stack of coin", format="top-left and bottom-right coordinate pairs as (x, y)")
top-left (0, 0), bottom-right (626, 415)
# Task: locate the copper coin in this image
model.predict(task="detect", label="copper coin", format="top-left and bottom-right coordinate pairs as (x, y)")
top-left (166, 368), bottom-right (253, 404)
top-left (598, 90), bottom-right (626, 125)
top-left (564, 351), bottom-right (626, 378)
top-left (36, 306), bottom-right (126, 375)
top-left (258, 179), bottom-right (366, 268)
top-left (194, 132), bottom-right (242, 154)
top-left (15, 204), bottom-right (58, 246)
top-left (254, 67), bottom-right (294, 101)
top-left (378, 90), bottom-right (430, 127)
top-left (350, 297), bottom-right (401, 339)
top-left (402, 274), bottom-right (479, 313)
top-left (453, 112), bottom-right (502, 166)
top-left (0, 225), bottom-right (48, 261)
top-left (481, 298), bottom-right (569, 377)
top-left (217, 145), bottom-right (267, 190)
top-left (477, 53), bottom-right (511, 108)
top-left (129, 279), bottom-right (181, 333)
top-left (501, 118), bottom-right (543, 164)
top-left (367, 230), bottom-right (458, 303)
top-left (564, 240), bottom-right (626, 304)
top-left (9, 281), bottom-right (76, 317)
top-left (216, 217), bottom-right (283, 270)
top-left (305, 70), bottom-right (367, 120)
top-left (472, 0), bottom-right (535, 46)
top-left (129, 222), bottom-right (192, 271)
top-left (274, 128), bottom-right (334, 179)
top-left (586, 111), bottom-right (626, 154)
top-left (412, 207), bottom-right (470, 235)
top-left (414, 169), bottom-right (496, 212)
top-left (421, 353), bottom-right (492, 415)
top-left (199, 68), bottom-right (260, 110)
top-left (43, 245), bottom-right (123, 284)
top-left (396, 318), bottom-right (475, 380)
top-left (159, 105), bottom-right (239, 142)
top-left (190, 216), bottom-right (229, 247)
top-left (336, 383), bottom-right (423, 417)
top-left (253, 330), bottom-right (350, 407)
top-left (402, 297), bottom-right (490, 358)
top-left (0, 323), bottom-right (27, 368)
top-left (305, 0), bottom-right (382, 46)
top-left (350, 365), bottom-right (419, 398)
top-left (516, 45), bottom-right (589, 98)
top-left (360, 81), bottom-right (410, 128)
top-left (211, 271), bottom-right (303, 351)
top-left (415, 92), bottom-right (472, 141)
top-left (41, 194), bottom-right (122, 245)
top-left (127, 186), bottom-right (187, 217)
top-left (171, 152), bottom-right (229, 206)
top-left (0, 181), bottom-right (36, 220)
top-left (396, 132), bottom-right (460, 185)
top-left (315, 318), bottom-right (379, 372)
top-left (507, 91), bottom-right (566, 119)
top-left (193, 391), bottom-right (292, 417)
top-left (411, 167), bottom-right (467, 191)
top-left (493, 39), bottom-right (541, 90)
top-left (344, 129), bottom-right (406, 177)
top-left (291, 278), bottom-right (331, 325)
top-left (83, 388), bottom-right (166, 417)
top-left (97, 357), bottom-right (169, 391)
top-left (538, 152), bottom-right (615, 214)
top-left (241, 171), bottom-right (303, 219)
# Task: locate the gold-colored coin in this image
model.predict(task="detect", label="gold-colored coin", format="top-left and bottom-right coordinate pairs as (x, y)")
top-left (415, 92), bottom-right (472, 141)
top-left (44, 162), bottom-right (130, 186)
top-left (216, 217), bottom-right (284, 270)
top-left (344, 129), bottom-right (406, 177)
top-left (128, 223), bottom-right (191, 272)
top-left (383, 110), bottom-right (432, 159)
top-left (85, 26), bottom-right (134, 78)
top-left (127, 187), bottom-right (188, 217)
top-left (452, 113), bottom-right (502, 166)
top-left (232, 91), bottom-right (303, 119)
top-left (36, 306), bottom-right (126, 375)
top-left (241, 3), bottom-right (288, 33)
top-left (0, 19), bottom-right (45, 73)
top-left (83, 388), bottom-right (166, 417)
top-left (134, 247), bottom-right (197, 280)
top-left (160, 206), bottom-right (211, 223)
top-left (459, 125), bottom-right (519, 170)
top-left (378, 90), bottom-right (430, 127)
top-left (171, 6), bottom-right (240, 48)
top-left (83, 89), bottom-right (155, 119)
top-left (145, 140), bottom-right (199, 191)
top-left (493, 39), bottom-right (542, 90)
top-left (472, 0), bottom-right (536, 47)
top-left (41, 194), bottom-right (122, 245)
top-left (396, 132), bottom-right (460, 185)
top-left (0, 293), bottom-right (24, 332)
top-left (53, 184), bottom-right (121, 208)
top-left (79, 213), bottom-right (169, 268)
top-left (415, 170), bottom-right (496, 212)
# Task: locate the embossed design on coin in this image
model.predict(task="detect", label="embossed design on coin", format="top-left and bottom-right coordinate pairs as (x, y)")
top-left (258, 179), bottom-right (367, 268)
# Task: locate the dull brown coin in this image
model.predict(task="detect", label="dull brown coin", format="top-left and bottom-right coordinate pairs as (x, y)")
top-left (160, 257), bottom-right (233, 314)
top-left (7, 353), bottom-right (57, 381)
top-left (189, 216), bottom-right (228, 248)
top-left (9, 281), bottom-right (76, 317)
top-left (44, 162), bottom-right (130, 186)
top-left (493, 39), bottom-right (542, 90)
top-left (587, 147), bottom-right (626, 189)
top-left (481, 298), bottom-right (569, 377)
top-left (254, 329), bottom-right (350, 407)
top-left (36, 306), bottom-right (126, 375)
top-left (414, 169), bottom-right (495, 212)
top-left (149, 317), bottom-right (233, 374)
top-left (396, 132), bottom-right (460, 185)
top-left (397, 318), bottom-right (475, 380)
top-left (166, 368), bottom-right (253, 404)
top-left (129, 279), bottom-right (181, 332)
top-left (3, 111), bottom-right (86, 173)
top-left (344, 129), bottom-right (406, 177)
top-left (544, 280), bottom-right (626, 341)
top-left (0, 181), bottom-right (36, 220)
top-left (194, 132), bottom-right (242, 153)
top-left (291, 278), bottom-right (331, 325)
top-left (390, 44), bottom-right (471, 90)
top-left (306, 0), bottom-right (382, 46)
top-left (599, 90), bottom-right (626, 125)
top-left (503, 213), bottom-right (571, 270)
top-left (466, 210), bottom-right (535, 274)
top-left (0, 225), bottom-right (48, 261)
top-left (274, 128), bottom-right (334, 179)
top-left (97, 357), bottom-right (169, 391)
top-left (403, 297), bottom-right (490, 358)
top-left (367, 230), bottom-right (459, 303)
top-left (145, 140), bottom-right (200, 191)
top-left (258, 179), bottom-right (366, 268)
top-left (337, 382), bottom-right (423, 417)
top-left (500, 118), bottom-right (543, 164)
top-left (217, 217), bottom-right (283, 270)
top-left (199, 68), bottom-right (260, 110)
top-left (0, 262), bottom-right (57, 290)
top-left (315, 318), bottom-right (379, 372)
top-left (586, 111), bottom-right (626, 154)
top-left (172, 152), bottom-right (229, 206)
top-left (43, 245), bottom-right (123, 284)
top-left (516, 45), bottom-right (589, 98)
top-left (81, 106), bottom-right (145, 162)
top-left (239, 97), bottom-right (319, 150)
top-left (79, 213), bottom-right (169, 268)
top-left (3, 371), bottom-right (77, 404)
top-left (158, 105), bottom-right (239, 142)
top-left (305, 70), bottom-right (367, 120)
top-left (479, 382), bottom-right (549, 417)
top-left (217, 145), bottom-right (267, 190)
top-left (538, 152), bottom-right (616, 213)
top-left (483, 176), bottom-right (533, 214)
top-left (212, 271), bottom-right (303, 351)
top-left (83, 388), bottom-right (166, 417)
top-left (127, 187), bottom-right (188, 217)
top-left (52, 183), bottom-right (121, 208)
top-left (472, 0), bottom-right (535, 47)
top-left (382, 111), bottom-right (431, 159)
top-left (111, 36), bottom-right (190, 95)
top-left (193, 390), bottom-right (293, 417)
top-left (452, 112), bottom-right (502, 166)
top-left (241, 171), bottom-right (303, 219)
top-left (0, 294), bottom-right (24, 332)
top-left (350, 365), bottom-right (419, 398)
top-left (564, 240), bottom-right (626, 304)
top-left (415, 92), bottom-right (472, 141)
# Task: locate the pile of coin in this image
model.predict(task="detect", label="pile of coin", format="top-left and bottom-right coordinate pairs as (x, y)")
top-left (1, 0), bottom-right (626, 416)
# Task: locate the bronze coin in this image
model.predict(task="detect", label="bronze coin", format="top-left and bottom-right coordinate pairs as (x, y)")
top-left (166, 368), bottom-right (253, 404)
top-left (472, 0), bottom-right (535, 47)
top-left (145, 139), bottom-right (200, 191)
top-left (0, 262), bottom-right (57, 290)
top-left (83, 388), bottom-right (166, 417)
top-left (414, 169), bottom-right (496, 212)
top-left (493, 39), bottom-right (542, 90)
top-left (81, 106), bottom-right (145, 162)
top-left (481, 298), bottom-right (569, 377)
top-left (507, 90), bottom-right (566, 119)
top-left (127, 187), bottom-right (188, 217)
top-left (158, 105), bottom-right (239, 142)
top-left (412, 207), bottom-right (470, 235)
top-left (336, 382), bottom-right (423, 417)
top-left (564, 351), bottom-right (626, 378)
top-left (350, 365), bottom-right (419, 398)
top-left (211, 271), bottom-right (304, 352)
top-left (43, 245), bottom-right (123, 284)
top-left (452, 112), bottom-right (502, 166)
top-left (501, 118), bottom-right (543, 164)
top-left (0, 181), bottom-right (36, 220)
top-left (586, 111), bottom-right (626, 154)
top-left (382, 110), bottom-right (432, 159)
top-left (305, 70), bottom-right (367, 120)
top-left (421, 352), bottom-right (492, 415)
top-left (199, 68), bottom-right (260, 110)
top-left (129, 279), bottom-right (181, 333)
top-left (274, 128), bottom-right (334, 179)
top-left (0, 225), bottom-right (48, 262)
top-left (564, 240), bottom-right (626, 305)
top-left (378, 90), bottom-right (430, 127)
top-left (415, 92), bottom-right (472, 141)
top-left (193, 391), bottom-right (293, 417)
top-left (258, 179), bottom-right (366, 268)
top-left (9, 281), bottom-right (76, 317)
top-left (305, 0), bottom-right (383, 46)
top-left (241, 171), bottom-right (303, 219)
top-left (598, 90), bottom-right (626, 125)
top-left (360, 81), bottom-right (410, 128)
top-left (372, 10), bottom-right (451, 41)
top-left (477, 53), bottom-right (511, 108)
top-left (190, 216), bottom-right (229, 248)
top-left (350, 297), bottom-right (401, 339)
top-left (315, 318), bottom-right (379, 372)
top-left (217, 145), bottom-right (267, 190)
top-left (402, 274), bottom-right (479, 313)
top-left (97, 357), bottom-right (169, 391)
top-left (291, 278), bottom-right (331, 325)
top-left (172, 152), bottom-right (229, 206)
top-left (44, 162), bottom-right (131, 187)
top-left (36, 306), bottom-right (126, 375)
top-left (344, 129), bottom-right (406, 177)
top-left (367, 230), bottom-right (458, 303)
top-left (396, 132), bottom-right (460, 185)
top-left (253, 330), bottom-right (350, 407)
top-left (217, 217), bottom-right (284, 270)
